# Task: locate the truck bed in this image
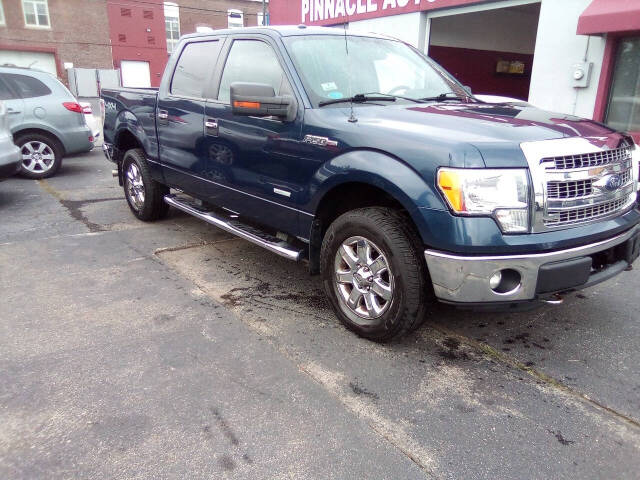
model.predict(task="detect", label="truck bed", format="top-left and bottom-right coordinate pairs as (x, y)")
top-left (101, 87), bottom-right (159, 155)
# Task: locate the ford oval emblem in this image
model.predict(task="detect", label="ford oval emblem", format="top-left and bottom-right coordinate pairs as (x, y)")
top-left (605, 174), bottom-right (623, 191)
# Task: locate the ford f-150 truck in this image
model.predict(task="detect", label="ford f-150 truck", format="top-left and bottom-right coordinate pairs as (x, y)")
top-left (102, 26), bottom-right (640, 342)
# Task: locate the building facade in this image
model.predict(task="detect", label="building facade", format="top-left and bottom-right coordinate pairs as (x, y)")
top-left (269, 0), bottom-right (640, 141)
top-left (0, 0), bottom-right (112, 83)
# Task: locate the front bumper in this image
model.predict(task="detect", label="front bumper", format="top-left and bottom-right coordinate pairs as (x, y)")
top-left (425, 224), bottom-right (640, 304)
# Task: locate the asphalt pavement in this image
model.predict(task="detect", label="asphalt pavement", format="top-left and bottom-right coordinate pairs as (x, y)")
top-left (1, 150), bottom-right (639, 479)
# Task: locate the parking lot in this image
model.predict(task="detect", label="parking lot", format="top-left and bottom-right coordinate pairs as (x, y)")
top-left (1, 150), bottom-right (639, 479)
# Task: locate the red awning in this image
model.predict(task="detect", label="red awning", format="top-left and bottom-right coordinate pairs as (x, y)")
top-left (577, 0), bottom-right (640, 35)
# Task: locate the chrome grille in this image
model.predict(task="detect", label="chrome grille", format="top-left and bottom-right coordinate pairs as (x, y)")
top-left (547, 179), bottom-right (593, 199)
top-left (545, 198), bottom-right (627, 227)
top-left (547, 146), bottom-right (631, 170)
top-left (521, 137), bottom-right (637, 232)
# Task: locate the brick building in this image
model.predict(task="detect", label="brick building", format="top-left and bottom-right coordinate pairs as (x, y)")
top-left (0, 0), bottom-right (112, 83)
top-left (174, 0), bottom-right (266, 41)
top-left (107, 0), bottom-right (266, 87)
top-left (0, 0), bottom-right (269, 88)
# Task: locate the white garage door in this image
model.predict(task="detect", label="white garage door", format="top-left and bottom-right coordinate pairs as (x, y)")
top-left (120, 60), bottom-right (151, 88)
top-left (0, 50), bottom-right (57, 75)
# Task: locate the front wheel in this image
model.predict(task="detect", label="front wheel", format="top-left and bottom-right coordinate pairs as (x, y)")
top-left (122, 148), bottom-right (169, 221)
top-left (320, 207), bottom-right (432, 342)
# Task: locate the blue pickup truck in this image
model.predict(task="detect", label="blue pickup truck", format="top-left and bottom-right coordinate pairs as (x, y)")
top-left (102, 26), bottom-right (640, 342)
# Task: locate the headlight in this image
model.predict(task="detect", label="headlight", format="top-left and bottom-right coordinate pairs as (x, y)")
top-left (437, 168), bottom-right (530, 233)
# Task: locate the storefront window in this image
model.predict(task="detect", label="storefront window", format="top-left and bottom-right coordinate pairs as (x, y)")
top-left (605, 37), bottom-right (640, 132)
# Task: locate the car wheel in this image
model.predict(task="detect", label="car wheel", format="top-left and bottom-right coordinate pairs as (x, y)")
top-left (122, 148), bottom-right (169, 221)
top-left (320, 207), bottom-right (432, 342)
top-left (16, 133), bottom-right (63, 179)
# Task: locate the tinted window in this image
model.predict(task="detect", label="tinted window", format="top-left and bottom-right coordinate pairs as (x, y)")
top-left (0, 78), bottom-right (17, 100)
top-left (171, 40), bottom-right (220, 98)
top-left (218, 40), bottom-right (288, 103)
top-left (3, 73), bottom-right (52, 98)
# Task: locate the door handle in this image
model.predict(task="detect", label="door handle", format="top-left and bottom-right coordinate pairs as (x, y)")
top-left (7, 108), bottom-right (20, 114)
top-left (157, 110), bottom-right (168, 120)
top-left (205, 118), bottom-right (218, 136)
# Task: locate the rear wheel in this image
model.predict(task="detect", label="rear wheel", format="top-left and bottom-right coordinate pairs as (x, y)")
top-left (321, 207), bottom-right (432, 342)
top-left (122, 148), bottom-right (169, 221)
top-left (16, 133), bottom-right (63, 179)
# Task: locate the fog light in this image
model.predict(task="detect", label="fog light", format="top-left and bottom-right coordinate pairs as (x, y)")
top-left (489, 268), bottom-right (521, 294)
top-left (489, 271), bottom-right (502, 289)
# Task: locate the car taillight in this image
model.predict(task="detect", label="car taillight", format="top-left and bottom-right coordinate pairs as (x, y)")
top-left (63, 102), bottom-right (83, 113)
top-left (82, 105), bottom-right (92, 114)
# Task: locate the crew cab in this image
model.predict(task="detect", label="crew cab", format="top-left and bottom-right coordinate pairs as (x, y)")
top-left (102, 26), bottom-right (640, 342)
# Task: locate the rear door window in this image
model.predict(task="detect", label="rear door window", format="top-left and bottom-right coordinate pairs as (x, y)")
top-left (0, 77), bottom-right (17, 100)
top-left (3, 73), bottom-right (52, 98)
top-left (171, 40), bottom-right (221, 98)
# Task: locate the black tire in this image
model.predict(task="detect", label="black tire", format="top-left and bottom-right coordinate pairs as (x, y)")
top-left (122, 148), bottom-right (169, 221)
top-left (320, 207), bottom-right (432, 342)
top-left (15, 132), bottom-right (63, 179)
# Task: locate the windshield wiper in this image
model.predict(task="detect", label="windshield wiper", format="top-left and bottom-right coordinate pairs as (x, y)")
top-left (420, 92), bottom-right (469, 102)
top-left (319, 92), bottom-right (425, 107)
top-left (318, 93), bottom-right (396, 107)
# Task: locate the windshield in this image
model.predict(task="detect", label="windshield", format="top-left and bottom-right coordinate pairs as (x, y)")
top-left (283, 34), bottom-right (465, 107)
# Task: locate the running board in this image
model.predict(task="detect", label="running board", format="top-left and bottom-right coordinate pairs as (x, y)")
top-left (164, 194), bottom-right (305, 261)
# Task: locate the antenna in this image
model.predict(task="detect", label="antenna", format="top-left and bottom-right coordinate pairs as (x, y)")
top-left (343, 22), bottom-right (357, 123)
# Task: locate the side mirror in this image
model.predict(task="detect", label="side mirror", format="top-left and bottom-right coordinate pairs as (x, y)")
top-left (230, 82), bottom-right (295, 121)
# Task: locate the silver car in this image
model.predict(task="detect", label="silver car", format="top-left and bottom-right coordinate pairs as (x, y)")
top-left (0, 101), bottom-right (21, 180)
top-left (0, 66), bottom-right (94, 179)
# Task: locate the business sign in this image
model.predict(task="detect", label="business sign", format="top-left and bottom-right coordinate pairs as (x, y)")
top-left (270, 0), bottom-right (485, 26)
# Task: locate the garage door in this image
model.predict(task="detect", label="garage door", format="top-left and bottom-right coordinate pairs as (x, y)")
top-left (120, 60), bottom-right (151, 88)
top-left (0, 50), bottom-right (57, 76)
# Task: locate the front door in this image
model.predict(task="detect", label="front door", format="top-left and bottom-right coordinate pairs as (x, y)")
top-left (203, 36), bottom-right (305, 237)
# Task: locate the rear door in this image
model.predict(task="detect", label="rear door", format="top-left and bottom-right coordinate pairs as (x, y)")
top-left (0, 74), bottom-right (24, 131)
top-left (156, 38), bottom-right (223, 197)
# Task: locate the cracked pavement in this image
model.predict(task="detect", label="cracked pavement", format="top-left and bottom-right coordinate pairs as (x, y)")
top-left (1, 151), bottom-right (639, 479)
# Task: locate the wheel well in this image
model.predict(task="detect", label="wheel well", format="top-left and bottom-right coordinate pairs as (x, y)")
top-left (114, 129), bottom-right (141, 161)
top-left (13, 128), bottom-right (65, 155)
top-left (308, 182), bottom-right (415, 274)
top-left (113, 129), bottom-right (142, 186)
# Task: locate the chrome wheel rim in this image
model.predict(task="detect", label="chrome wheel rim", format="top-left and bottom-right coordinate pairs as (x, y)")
top-left (21, 141), bottom-right (55, 173)
top-left (334, 236), bottom-right (394, 320)
top-left (125, 162), bottom-right (145, 210)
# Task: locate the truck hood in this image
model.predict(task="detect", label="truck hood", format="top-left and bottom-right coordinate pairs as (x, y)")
top-left (318, 102), bottom-right (621, 168)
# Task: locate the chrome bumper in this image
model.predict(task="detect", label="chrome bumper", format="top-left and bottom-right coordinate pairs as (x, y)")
top-left (102, 143), bottom-right (114, 162)
top-left (424, 225), bottom-right (640, 303)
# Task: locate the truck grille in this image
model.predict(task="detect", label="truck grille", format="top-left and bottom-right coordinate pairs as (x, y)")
top-left (545, 197), bottom-right (628, 227)
top-left (546, 179), bottom-right (593, 199)
top-left (548, 146), bottom-right (631, 170)
top-left (519, 138), bottom-right (638, 231)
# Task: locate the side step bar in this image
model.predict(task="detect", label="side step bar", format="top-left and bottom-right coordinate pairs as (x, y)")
top-left (164, 194), bottom-right (305, 261)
